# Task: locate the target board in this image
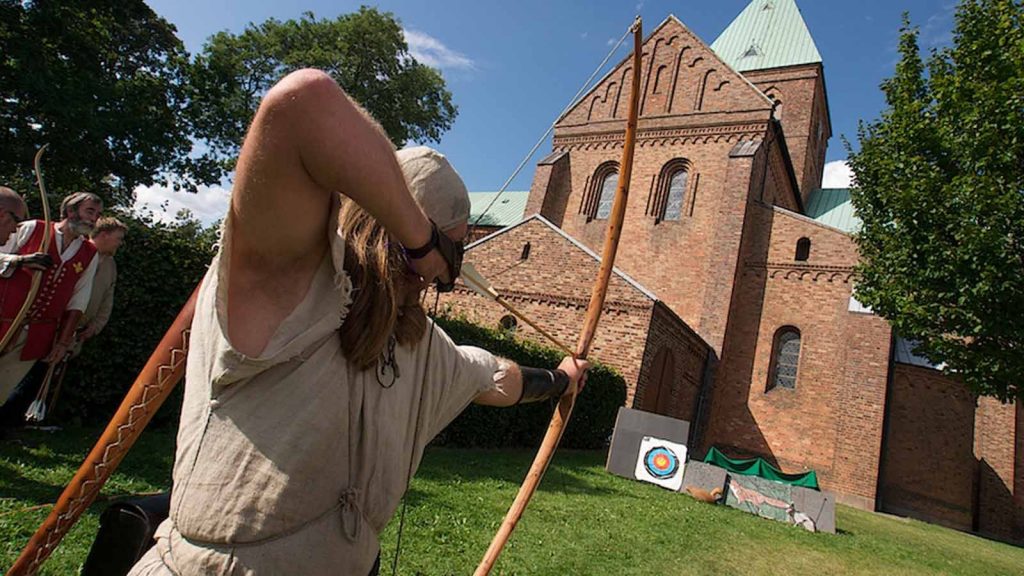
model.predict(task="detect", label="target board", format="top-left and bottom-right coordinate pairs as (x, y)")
top-left (634, 436), bottom-right (687, 491)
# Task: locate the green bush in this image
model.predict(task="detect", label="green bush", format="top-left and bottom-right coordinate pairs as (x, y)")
top-left (55, 210), bottom-right (217, 426)
top-left (50, 230), bottom-right (626, 450)
top-left (434, 315), bottom-right (627, 450)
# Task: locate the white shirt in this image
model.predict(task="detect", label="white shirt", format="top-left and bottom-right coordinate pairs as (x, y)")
top-left (0, 220), bottom-right (99, 312)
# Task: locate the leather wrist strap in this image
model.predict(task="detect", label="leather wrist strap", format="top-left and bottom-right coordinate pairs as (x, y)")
top-left (403, 222), bottom-right (439, 260)
top-left (517, 367), bottom-right (570, 404)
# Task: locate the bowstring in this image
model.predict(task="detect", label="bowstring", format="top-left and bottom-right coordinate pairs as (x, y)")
top-left (469, 24), bottom-right (634, 237)
top-left (390, 289), bottom-right (441, 576)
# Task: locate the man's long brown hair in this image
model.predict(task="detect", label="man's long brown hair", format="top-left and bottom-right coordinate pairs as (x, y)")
top-left (337, 198), bottom-right (428, 369)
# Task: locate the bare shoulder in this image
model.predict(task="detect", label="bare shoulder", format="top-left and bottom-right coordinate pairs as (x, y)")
top-left (230, 70), bottom-right (340, 271)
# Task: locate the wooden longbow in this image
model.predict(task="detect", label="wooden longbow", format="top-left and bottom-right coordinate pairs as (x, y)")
top-left (6, 287), bottom-right (198, 576)
top-left (473, 16), bottom-right (644, 576)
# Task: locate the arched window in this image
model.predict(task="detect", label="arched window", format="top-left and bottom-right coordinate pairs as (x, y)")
top-left (795, 237), bottom-right (811, 261)
top-left (767, 327), bottom-right (801, 391)
top-left (581, 162), bottom-right (619, 221)
top-left (648, 159), bottom-right (692, 222)
top-left (663, 169), bottom-right (688, 221)
top-left (595, 171), bottom-right (618, 219)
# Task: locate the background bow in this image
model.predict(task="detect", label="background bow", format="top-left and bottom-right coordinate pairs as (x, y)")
top-left (0, 145), bottom-right (54, 354)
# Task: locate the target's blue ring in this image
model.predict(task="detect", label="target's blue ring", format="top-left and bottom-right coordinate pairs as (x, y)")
top-left (643, 446), bottom-right (679, 479)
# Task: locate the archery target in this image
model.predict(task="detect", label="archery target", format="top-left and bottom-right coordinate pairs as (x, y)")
top-left (634, 436), bottom-right (687, 491)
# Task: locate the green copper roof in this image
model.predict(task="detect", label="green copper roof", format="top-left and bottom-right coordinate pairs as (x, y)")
top-left (711, 0), bottom-right (822, 72)
top-left (469, 191), bottom-right (529, 227)
top-left (804, 188), bottom-right (861, 233)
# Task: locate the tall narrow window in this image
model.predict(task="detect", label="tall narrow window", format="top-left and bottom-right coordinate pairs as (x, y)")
top-left (582, 162), bottom-right (619, 221)
top-left (649, 158), bottom-right (693, 222)
top-left (768, 327), bottom-right (801, 391)
top-left (595, 171), bottom-right (618, 219)
top-left (795, 237), bottom-right (811, 261)
top-left (520, 242), bottom-right (531, 261)
top-left (663, 169), bottom-right (689, 221)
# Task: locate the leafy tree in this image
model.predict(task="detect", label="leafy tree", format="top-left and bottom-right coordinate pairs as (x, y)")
top-left (186, 7), bottom-right (458, 169)
top-left (0, 0), bottom-right (218, 208)
top-left (847, 0), bottom-right (1024, 401)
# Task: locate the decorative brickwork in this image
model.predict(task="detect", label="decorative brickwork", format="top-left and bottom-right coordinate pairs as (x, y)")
top-left (439, 217), bottom-right (712, 408)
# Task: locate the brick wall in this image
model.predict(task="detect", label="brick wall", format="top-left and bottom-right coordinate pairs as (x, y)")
top-left (745, 64), bottom-right (830, 201)
top-left (558, 18), bottom-right (772, 129)
top-left (975, 396), bottom-right (1022, 543)
top-left (704, 203), bottom-right (890, 507)
top-left (440, 218), bottom-right (656, 398)
top-left (440, 217), bottom-right (714, 411)
top-left (878, 364), bottom-right (977, 531)
top-left (831, 308), bottom-right (892, 509)
top-left (634, 301), bottom-right (712, 428)
top-left (525, 151), bottom-right (571, 227)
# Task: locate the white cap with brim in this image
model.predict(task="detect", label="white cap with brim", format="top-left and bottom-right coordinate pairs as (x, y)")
top-left (395, 146), bottom-right (470, 231)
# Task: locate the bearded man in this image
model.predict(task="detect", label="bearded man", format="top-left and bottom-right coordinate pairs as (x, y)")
top-left (0, 191), bottom-right (101, 406)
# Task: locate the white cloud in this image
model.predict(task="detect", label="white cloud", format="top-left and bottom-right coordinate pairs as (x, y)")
top-left (404, 29), bottom-right (475, 70)
top-left (635, 1), bottom-right (645, 11)
top-left (922, 3), bottom-right (957, 47)
top-left (821, 160), bottom-right (855, 189)
top-left (133, 183), bottom-right (231, 226)
top-left (607, 37), bottom-right (617, 46)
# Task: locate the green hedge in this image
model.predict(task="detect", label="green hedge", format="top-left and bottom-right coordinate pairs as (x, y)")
top-left (433, 315), bottom-right (626, 450)
top-left (50, 225), bottom-right (625, 451)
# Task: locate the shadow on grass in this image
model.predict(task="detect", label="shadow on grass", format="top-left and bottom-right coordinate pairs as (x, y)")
top-left (414, 447), bottom-right (634, 499)
top-left (0, 427), bottom-right (175, 505)
top-left (0, 464), bottom-right (67, 506)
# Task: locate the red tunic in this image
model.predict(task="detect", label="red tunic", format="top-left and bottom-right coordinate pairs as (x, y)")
top-left (0, 221), bottom-right (97, 360)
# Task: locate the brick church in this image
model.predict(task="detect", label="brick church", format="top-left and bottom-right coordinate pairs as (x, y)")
top-left (442, 0), bottom-right (1023, 544)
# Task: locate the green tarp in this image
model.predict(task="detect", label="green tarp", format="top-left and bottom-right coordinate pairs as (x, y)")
top-left (703, 447), bottom-right (820, 490)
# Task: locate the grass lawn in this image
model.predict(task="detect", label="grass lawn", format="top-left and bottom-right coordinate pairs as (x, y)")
top-left (2, 426), bottom-right (1023, 575)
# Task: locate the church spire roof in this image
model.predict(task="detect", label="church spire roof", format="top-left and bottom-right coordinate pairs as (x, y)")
top-left (710, 0), bottom-right (822, 72)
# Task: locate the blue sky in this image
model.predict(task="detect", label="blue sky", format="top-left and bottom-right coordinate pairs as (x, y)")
top-left (135, 0), bottom-right (958, 223)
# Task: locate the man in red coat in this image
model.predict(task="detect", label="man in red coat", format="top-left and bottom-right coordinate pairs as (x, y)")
top-left (0, 192), bottom-right (102, 406)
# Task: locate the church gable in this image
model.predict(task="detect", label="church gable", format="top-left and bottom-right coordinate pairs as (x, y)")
top-left (464, 216), bottom-right (656, 309)
top-left (559, 16), bottom-right (772, 127)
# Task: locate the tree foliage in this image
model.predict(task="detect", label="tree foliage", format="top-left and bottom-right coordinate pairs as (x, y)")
top-left (0, 0), bottom-right (218, 207)
top-left (0, 3), bottom-right (458, 209)
top-left (186, 7), bottom-right (458, 169)
top-left (847, 0), bottom-right (1024, 401)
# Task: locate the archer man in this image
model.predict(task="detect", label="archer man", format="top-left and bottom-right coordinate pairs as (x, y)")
top-left (125, 69), bottom-right (588, 576)
top-left (0, 191), bottom-right (101, 407)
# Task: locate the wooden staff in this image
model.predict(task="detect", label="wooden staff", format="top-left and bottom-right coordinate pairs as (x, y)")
top-left (6, 286), bottom-right (199, 576)
top-left (474, 16), bottom-right (644, 575)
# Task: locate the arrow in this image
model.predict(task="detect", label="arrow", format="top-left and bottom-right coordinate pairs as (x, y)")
top-left (460, 263), bottom-right (575, 357)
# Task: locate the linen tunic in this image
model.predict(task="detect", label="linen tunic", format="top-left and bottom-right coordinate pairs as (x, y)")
top-left (130, 208), bottom-right (498, 575)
